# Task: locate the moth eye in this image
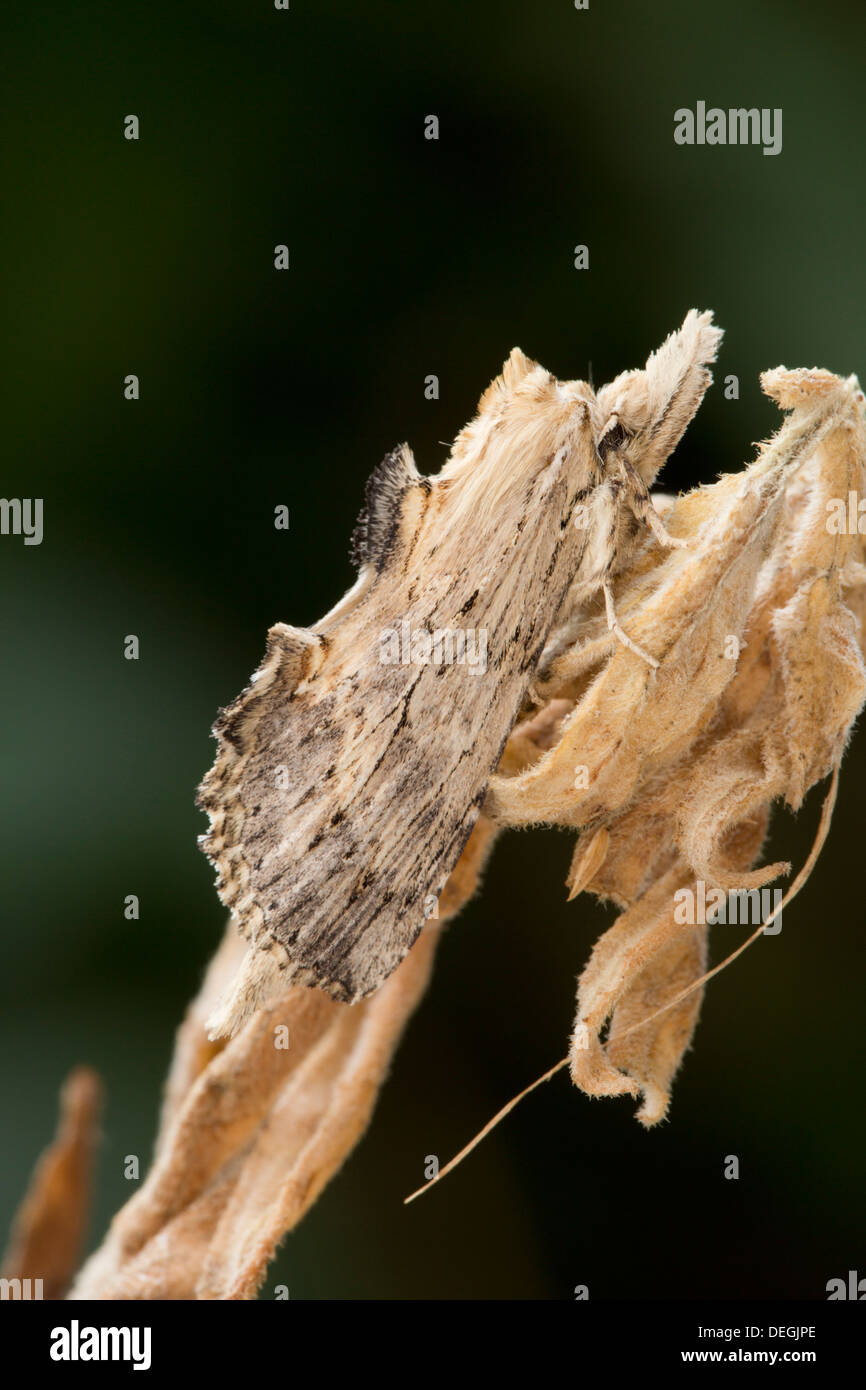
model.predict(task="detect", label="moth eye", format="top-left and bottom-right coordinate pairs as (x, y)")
top-left (597, 420), bottom-right (630, 460)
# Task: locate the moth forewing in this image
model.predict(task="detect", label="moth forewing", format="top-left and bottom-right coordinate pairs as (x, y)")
top-left (198, 312), bottom-right (721, 1035)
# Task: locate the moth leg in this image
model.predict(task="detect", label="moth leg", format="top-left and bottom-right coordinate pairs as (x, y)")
top-left (525, 678), bottom-right (545, 710)
top-left (602, 577), bottom-right (659, 669)
top-left (616, 454), bottom-right (688, 549)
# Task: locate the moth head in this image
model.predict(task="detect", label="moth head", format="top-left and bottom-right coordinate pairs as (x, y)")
top-left (594, 414), bottom-right (633, 465)
top-left (592, 310), bottom-right (723, 488)
top-left (592, 368), bottom-right (660, 482)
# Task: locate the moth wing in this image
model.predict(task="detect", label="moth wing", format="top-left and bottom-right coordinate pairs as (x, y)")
top-left (198, 446), bottom-right (449, 1029)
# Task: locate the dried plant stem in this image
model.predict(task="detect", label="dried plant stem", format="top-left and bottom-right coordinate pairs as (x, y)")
top-left (2, 1068), bottom-right (102, 1299)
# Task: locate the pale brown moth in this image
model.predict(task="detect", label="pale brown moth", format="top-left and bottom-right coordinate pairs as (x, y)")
top-left (197, 310), bottom-right (722, 1037)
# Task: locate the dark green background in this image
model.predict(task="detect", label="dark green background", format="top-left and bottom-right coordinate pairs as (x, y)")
top-left (2, 0), bottom-right (865, 1300)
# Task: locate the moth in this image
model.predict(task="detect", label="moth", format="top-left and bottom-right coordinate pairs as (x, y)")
top-left (197, 310), bottom-right (722, 1036)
